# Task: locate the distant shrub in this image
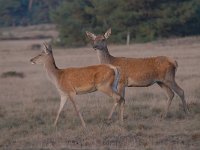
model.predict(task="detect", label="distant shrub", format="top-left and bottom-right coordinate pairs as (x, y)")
top-left (1, 71), bottom-right (25, 78)
top-left (29, 44), bottom-right (41, 50)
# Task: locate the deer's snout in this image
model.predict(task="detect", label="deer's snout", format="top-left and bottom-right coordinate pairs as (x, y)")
top-left (93, 45), bottom-right (97, 49)
top-left (93, 44), bottom-right (99, 50)
top-left (30, 58), bottom-right (36, 64)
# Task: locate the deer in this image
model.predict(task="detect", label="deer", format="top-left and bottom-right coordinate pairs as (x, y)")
top-left (30, 43), bottom-right (125, 128)
top-left (86, 28), bottom-right (189, 118)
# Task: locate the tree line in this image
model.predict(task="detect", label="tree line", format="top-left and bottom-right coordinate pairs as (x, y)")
top-left (0, 0), bottom-right (61, 26)
top-left (1, 0), bottom-right (200, 46)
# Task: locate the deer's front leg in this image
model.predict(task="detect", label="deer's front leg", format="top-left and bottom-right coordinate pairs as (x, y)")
top-left (54, 95), bottom-right (67, 126)
top-left (68, 93), bottom-right (86, 128)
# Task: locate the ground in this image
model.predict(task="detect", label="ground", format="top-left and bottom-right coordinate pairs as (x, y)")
top-left (0, 32), bottom-right (200, 149)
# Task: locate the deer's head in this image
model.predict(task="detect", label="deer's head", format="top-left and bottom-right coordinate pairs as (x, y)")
top-left (86, 28), bottom-right (111, 51)
top-left (30, 43), bottom-right (52, 65)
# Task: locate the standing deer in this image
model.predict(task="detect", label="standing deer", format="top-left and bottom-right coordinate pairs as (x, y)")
top-left (86, 28), bottom-right (189, 118)
top-left (30, 43), bottom-right (124, 128)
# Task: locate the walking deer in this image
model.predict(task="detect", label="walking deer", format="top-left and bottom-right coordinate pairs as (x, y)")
top-left (86, 28), bottom-right (189, 117)
top-left (30, 43), bottom-right (124, 128)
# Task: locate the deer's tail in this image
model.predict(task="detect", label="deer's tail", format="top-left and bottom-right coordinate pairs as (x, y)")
top-left (108, 65), bottom-right (120, 93)
top-left (168, 58), bottom-right (178, 72)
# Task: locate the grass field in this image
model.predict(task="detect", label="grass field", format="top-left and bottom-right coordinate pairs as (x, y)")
top-left (0, 36), bottom-right (200, 149)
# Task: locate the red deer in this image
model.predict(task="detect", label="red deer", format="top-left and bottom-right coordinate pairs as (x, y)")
top-left (86, 28), bottom-right (189, 117)
top-left (30, 43), bottom-right (124, 128)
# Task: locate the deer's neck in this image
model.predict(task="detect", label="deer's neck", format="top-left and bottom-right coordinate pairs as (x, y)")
top-left (43, 56), bottom-right (60, 86)
top-left (96, 48), bottom-right (113, 64)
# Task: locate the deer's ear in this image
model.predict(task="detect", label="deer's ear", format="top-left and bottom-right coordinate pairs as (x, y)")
top-left (85, 31), bottom-right (96, 40)
top-left (104, 28), bottom-right (111, 39)
top-left (43, 42), bottom-right (52, 54)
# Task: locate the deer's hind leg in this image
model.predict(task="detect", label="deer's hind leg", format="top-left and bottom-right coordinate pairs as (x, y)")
top-left (157, 82), bottom-right (174, 117)
top-left (162, 67), bottom-right (189, 114)
top-left (97, 84), bottom-right (122, 122)
top-left (164, 81), bottom-right (189, 114)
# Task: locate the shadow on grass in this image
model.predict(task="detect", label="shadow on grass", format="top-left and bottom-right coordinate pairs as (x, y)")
top-left (127, 104), bottom-right (163, 120)
top-left (188, 102), bottom-right (200, 114)
top-left (164, 101), bottom-right (200, 120)
top-left (33, 97), bottom-right (59, 104)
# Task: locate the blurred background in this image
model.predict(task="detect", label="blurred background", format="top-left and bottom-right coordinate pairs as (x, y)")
top-left (0, 0), bottom-right (200, 46)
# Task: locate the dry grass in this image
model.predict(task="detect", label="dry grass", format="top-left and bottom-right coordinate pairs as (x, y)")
top-left (0, 35), bottom-right (200, 149)
top-left (0, 24), bottom-right (58, 40)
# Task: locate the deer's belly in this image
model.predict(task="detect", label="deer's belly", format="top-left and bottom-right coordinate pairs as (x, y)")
top-left (75, 84), bottom-right (97, 95)
top-left (127, 77), bottom-right (156, 87)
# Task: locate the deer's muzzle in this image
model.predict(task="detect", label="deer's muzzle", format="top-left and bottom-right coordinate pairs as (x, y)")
top-left (30, 58), bottom-right (36, 64)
